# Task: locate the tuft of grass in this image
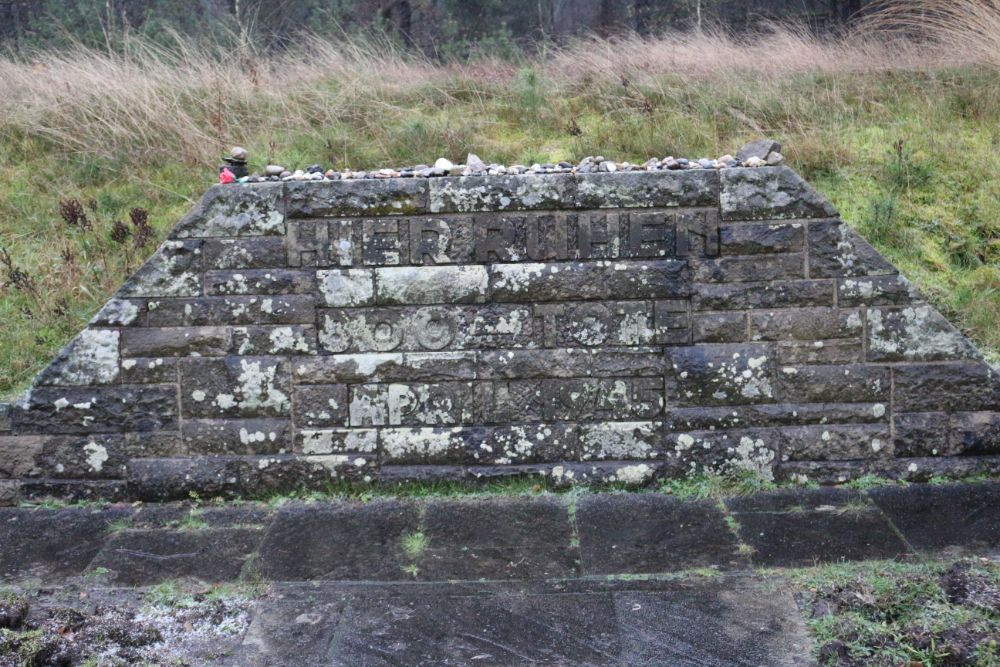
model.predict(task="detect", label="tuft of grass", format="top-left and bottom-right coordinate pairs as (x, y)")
top-left (401, 531), bottom-right (429, 559)
top-left (83, 566), bottom-right (111, 581)
top-left (178, 509), bottom-right (209, 531)
top-left (661, 470), bottom-right (778, 501)
top-left (106, 518), bottom-right (133, 533)
top-left (843, 474), bottom-right (902, 491)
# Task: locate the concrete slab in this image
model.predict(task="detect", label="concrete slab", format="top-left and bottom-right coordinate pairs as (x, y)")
top-left (727, 488), bottom-right (911, 567)
top-left (88, 527), bottom-right (264, 585)
top-left (417, 496), bottom-right (579, 580)
top-left (613, 578), bottom-right (813, 666)
top-left (231, 576), bottom-right (812, 667)
top-left (576, 493), bottom-right (746, 574)
top-left (0, 507), bottom-right (128, 581)
top-left (869, 482), bottom-right (1000, 555)
top-left (257, 499), bottom-right (421, 581)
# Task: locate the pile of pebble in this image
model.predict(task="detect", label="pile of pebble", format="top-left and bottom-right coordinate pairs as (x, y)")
top-left (222, 139), bottom-right (785, 184)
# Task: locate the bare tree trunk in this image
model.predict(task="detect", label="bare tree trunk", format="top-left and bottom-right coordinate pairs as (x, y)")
top-left (696, 0), bottom-right (702, 31)
top-left (599, 0), bottom-right (613, 36)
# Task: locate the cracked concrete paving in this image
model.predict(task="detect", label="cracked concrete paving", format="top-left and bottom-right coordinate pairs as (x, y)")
top-left (2, 482), bottom-right (999, 666)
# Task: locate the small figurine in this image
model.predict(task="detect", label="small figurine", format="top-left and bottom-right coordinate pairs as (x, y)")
top-left (221, 146), bottom-right (249, 180)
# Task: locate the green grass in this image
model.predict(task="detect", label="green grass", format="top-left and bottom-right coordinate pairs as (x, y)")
top-left (1, 63), bottom-right (999, 398)
top-left (661, 470), bottom-right (787, 500)
top-left (401, 531), bottom-right (429, 559)
top-left (790, 559), bottom-right (1000, 666)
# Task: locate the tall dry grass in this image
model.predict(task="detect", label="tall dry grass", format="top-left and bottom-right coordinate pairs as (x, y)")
top-left (0, 32), bottom-right (445, 167)
top-left (861, 0), bottom-right (1000, 69)
top-left (0, 18), bottom-right (981, 169)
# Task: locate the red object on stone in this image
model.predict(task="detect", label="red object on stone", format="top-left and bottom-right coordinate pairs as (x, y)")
top-left (219, 167), bottom-right (236, 184)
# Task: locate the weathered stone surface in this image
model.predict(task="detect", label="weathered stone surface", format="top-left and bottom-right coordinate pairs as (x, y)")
top-left (429, 173), bottom-right (576, 213)
top-left (893, 363), bottom-right (999, 413)
top-left (127, 454), bottom-right (373, 501)
top-left (779, 423), bottom-right (891, 461)
top-left (736, 138), bottom-right (781, 163)
top-left (951, 411), bottom-right (1000, 454)
top-left (89, 298), bottom-right (144, 327)
top-left (121, 326), bottom-right (230, 357)
top-left (204, 269), bottom-right (316, 295)
top-left (575, 171), bottom-right (720, 210)
top-left (491, 260), bottom-right (688, 302)
top-left (317, 268), bottom-right (374, 307)
top-left (773, 338), bottom-right (863, 365)
top-left (234, 577), bottom-right (811, 667)
top-left (691, 253), bottom-right (804, 283)
top-left (576, 494), bottom-right (745, 574)
top-left (667, 427), bottom-right (780, 478)
top-left (118, 240), bottom-right (203, 297)
top-left (493, 377), bottom-right (663, 422)
top-left (293, 384), bottom-right (349, 428)
top-left (666, 402), bottom-right (887, 430)
top-left (5, 167), bottom-right (997, 498)
top-left (479, 348), bottom-right (666, 379)
top-left (808, 219), bottom-right (896, 278)
top-left (35, 329), bottom-right (120, 386)
top-left (298, 428), bottom-right (377, 455)
top-left (172, 183), bottom-right (284, 237)
top-left (257, 500), bottom-right (421, 580)
top-left (286, 179), bottom-right (427, 218)
top-left (894, 412), bottom-right (954, 458)
top-left (838, 274), bottom-right (920, 306)
top-left (375, 265), bottom-right (489, 304)
top-left (665, 344), bottom-right (776, 407)
top-left (0, 435), bottom-right (43, 477)
top-left (0, 480), bottom-right (17, 505)
top-left (418, 497), bottom-right (578, 580)
top-left (0, 403), bottom-right (11, 434)
top-left (120, 357), bottom-right (178, 384)
top-left (0, 506), bottom-right (131, 580)
top-left (89, 528), bottom-right (263, 585)
top-left (720, 221), bottom-right (804, 255)
top-left (294, 352), bottom-right (477, 384)
top-left (727, 489), bottom-right (910, 566)
top-left (866, 305), bottom-right (981, 362)
top-left (35, 434), bottom-right (170, 479)
top-left (773, 364), bottom-right (889, 404)
top-left (146, 295), bottom-right (317, 326)
top-left (869, 483), bottom-right (1000, 553)
top-left (692, 279), bottom-right (835, 311)
top-left (182, 418), bottom-right (292, 454)
top-left (720, 167), bottom-right (838, 220)
top-left (750, 307), bottom-right (862, 342)
top-left (180, 356), bottom-right (291, 418)
top-left (776, 456), bottom-right (1000, 485)
top-left (318, 305), bottom-right (537, 353)
top-left (13, 386), bottom-right (178, 434)
top-left (203, 237), bottom-right (287, 269)
top-left (231, 325), bottom-right (317, 355)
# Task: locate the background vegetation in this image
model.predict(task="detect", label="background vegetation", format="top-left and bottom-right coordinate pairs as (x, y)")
top-left (0, 1), bottom-right (998, 398)
top-left (1, 0), bottom-right (870, 55)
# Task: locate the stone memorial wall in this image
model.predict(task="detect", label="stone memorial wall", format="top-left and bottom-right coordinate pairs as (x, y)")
top-left (1, 166), bottom-right (997, 502)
